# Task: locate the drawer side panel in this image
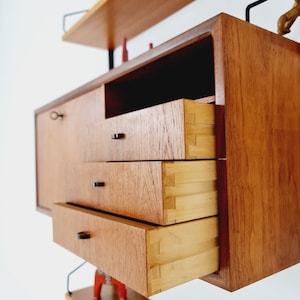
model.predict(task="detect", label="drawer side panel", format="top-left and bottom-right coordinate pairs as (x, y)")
top-left (146, 217), bottom-right (219, 295)
top-left (163, 160), bottom-right (218, 224)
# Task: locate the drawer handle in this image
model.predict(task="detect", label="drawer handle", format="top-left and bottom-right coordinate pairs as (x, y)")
top-left (50, 111), bottom-right (64, 120)
top-left (77, 231), bottom-right (91, 239)
top-left (93, 181), bottom-right (105, 187)
top-left (111, 133), bottom-right (125, 139)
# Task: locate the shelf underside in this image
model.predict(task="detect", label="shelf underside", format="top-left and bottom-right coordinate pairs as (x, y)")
top-left (63, 0), bottom-right (193, 49)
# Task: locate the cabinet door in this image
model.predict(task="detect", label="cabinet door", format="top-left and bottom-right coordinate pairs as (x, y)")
top-left (36, 103), bottom-right (66, 212)
top-left (35, 87), bottom-right (104, 213)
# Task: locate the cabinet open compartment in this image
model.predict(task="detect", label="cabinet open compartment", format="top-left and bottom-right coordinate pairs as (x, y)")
top-left (104, 35), bottom-right (215, 118)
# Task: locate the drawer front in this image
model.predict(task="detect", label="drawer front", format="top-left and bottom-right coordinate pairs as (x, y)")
top-left (52, 203), bottom-right (219, 297)
top-left (84, 99), bottom-right (216, 161)
top-left (66, 160), bottom-right (217, 225)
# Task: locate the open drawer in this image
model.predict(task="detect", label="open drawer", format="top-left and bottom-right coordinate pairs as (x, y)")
top-left (66, 160), bottom-right (218, 225)
top-left (53, 203), bottom-right (219, 297)
top-left (84, 99), bottom-right (217, 161)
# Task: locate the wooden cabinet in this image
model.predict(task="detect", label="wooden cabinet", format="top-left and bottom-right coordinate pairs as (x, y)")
top-left (35, 13), bottom-right (300, 297)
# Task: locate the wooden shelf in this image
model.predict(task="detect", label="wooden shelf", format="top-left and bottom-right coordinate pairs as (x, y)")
top-left (65, 286), bottom-right (149, 300)
top-left (62, 0), bottom-right (193, 49)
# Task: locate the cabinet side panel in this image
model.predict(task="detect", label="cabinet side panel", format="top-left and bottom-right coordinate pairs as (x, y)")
top-left (221, 16), bottom-right (300, 290)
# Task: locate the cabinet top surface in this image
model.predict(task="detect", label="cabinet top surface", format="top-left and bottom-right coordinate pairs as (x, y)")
top-left (63, 0), bottom-right (193, 49)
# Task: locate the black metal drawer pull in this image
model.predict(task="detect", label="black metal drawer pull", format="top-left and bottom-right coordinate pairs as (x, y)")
top-left (111, 133), bottom-right (125, 139)
top-left (50, 111), bottom-right (64, 120)
top-left (93, 182), bottom-right (105, 187)
top-left (77, 231), bottom-right (91, 239)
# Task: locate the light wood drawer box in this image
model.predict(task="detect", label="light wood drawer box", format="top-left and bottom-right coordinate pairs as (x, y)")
top-left (66, 160), bottom-right (217, 225)
top-left (85, 99), bottom-right (216, 161)
top-left (52, 203), bottom-right (219, 297)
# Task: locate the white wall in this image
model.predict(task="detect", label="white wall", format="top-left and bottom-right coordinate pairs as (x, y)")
top-left (0, 0), bottom-right (299, 299)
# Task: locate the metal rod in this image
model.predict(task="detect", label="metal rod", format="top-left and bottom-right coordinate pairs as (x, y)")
top-left (245, 0), bottom-right (268, 22)
top-left (66, 261), bottom-right (87, 295)
top-left (108, 49), bottom-right (114, 70)
top-left (63, 10), bottom-right (88, 32)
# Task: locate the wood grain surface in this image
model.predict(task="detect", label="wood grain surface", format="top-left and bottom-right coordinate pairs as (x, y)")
top-left (85, 99), bottom-right (216, 161)
top-left (63, 0), bottom-right (193, 49)
top-left (204, 13), bottom-right (300, 291)
top-left (35, 87), bottom-right (104, 212)
top-left (53, 203), bottom-right (218, 297)
top-left (66, 160), bottom-right (217, 225)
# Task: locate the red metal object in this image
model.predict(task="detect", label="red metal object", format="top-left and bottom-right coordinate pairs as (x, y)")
top-left (122, 37), bottom-right (128, 63)
top-left (94, 270), bottom-right (127, 300)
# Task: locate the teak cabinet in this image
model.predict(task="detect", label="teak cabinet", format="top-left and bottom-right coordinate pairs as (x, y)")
top-left (35, 14), bottom-right (300, 297)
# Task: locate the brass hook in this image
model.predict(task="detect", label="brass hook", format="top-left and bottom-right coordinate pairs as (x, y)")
top-left (278, 0), bottom-right (300, 35)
